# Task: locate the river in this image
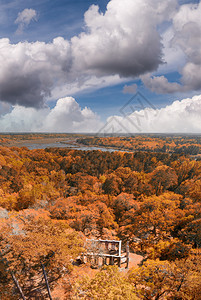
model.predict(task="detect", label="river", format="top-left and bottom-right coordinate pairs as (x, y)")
top-left (19, 141), bottom-right (124, 153)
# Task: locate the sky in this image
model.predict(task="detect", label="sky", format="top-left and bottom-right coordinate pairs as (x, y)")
top-left (0, 0), bottom-right (201, 133)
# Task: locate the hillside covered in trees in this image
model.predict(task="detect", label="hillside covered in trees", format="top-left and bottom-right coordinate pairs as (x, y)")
top-left (0, 140), bottom-right (201, 299)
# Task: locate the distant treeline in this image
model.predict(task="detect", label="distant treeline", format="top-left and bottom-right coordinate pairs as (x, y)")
top-left (78, 135), bottom-right (201, 155)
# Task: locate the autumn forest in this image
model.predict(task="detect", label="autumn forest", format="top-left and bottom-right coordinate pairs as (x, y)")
top-left (0, 134), bottom-right (201, 299)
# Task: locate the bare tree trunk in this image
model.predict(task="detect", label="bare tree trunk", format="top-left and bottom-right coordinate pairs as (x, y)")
top-left (11, 271), bottom-right (26, 300)
top-left (41, 263), bottom-right (53, 300)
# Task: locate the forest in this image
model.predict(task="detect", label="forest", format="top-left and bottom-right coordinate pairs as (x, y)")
top-left (0, 136), bottom-right (201, 299)
top-left (78, 135), bottom-right (201, 155)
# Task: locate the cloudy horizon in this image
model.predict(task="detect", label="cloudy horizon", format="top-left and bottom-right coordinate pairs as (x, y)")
top-left (0, 0), bottom-right (201, 133)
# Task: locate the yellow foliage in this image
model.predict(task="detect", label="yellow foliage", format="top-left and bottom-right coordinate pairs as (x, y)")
top-left (72, 266), bottom-right (138, 300)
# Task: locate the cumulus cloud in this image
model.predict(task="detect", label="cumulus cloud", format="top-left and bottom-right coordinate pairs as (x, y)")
top-left (141, 74), bottom-right (182, 94)
top-left (101, 94), bottom-right (201, 133)
top-left (0, 0), bottom-right (178, 109)
top-left (0, 97), bottom-right (102, 132)
top-left (72, 0), bottom-right (177, 77)
top-left (15, 8), bottom-right (37, 34)
top-left (171, 2), bottom-right (201, 91)
top-left (1, 0), bottom-right (201, 120)
top-left (157, 3), bottom-right (201, 93)
top-left (140, 2), bottom-right (201, 95)
top-left (1, 94), bottom-right (201, 134)
top-left (44, 97), bottom-right (102, 132)
top-left (0, 37), bottom-right (71, 108)
top-left (157, 27), bottom-right (186, 74)
top-left (123, 84), bottom-right (137, 94)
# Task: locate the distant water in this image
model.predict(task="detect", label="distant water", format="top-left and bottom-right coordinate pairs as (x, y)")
top-left (21, 141), bottom-right (122, 152)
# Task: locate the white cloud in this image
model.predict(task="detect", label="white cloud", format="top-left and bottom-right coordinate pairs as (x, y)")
top-left (102, 94), bottom-right (201, 133)
top-left (0, 37), bottom-right (71, 108)
top-left (0, 97), bottom-right (102, 133)
top-left (1, 94), bottom-right (201, 134)
top-left (43, 97), bottom-right (102, 132)
top-left (0, 0), bottom-right (179, 109)
top-left (123, 84), bottom-right (137, 94)
top-left (15, 8), bottom-right (37, 34)
top-left (50, 74), bottom-right (127, 101)
top-left (168, 2), bottom-right (201, 91)
top-left (71, 0), bottom-right (177, 78)
top-left (157, 27), bottom-right (186, 74)
top-left (152, 3), bottom-right (201, 93)
top-left (141, 2), bottom-right (201, 95)
top-left (0, 0), bottom-right (201, 137)
top-left (141, 74), bottom-right (182, 94)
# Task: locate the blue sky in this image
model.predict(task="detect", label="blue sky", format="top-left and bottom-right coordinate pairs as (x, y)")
top-left (0, 0), bottom-right (109, 42)
top-left (0, 0), bottom-right (201, 133)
